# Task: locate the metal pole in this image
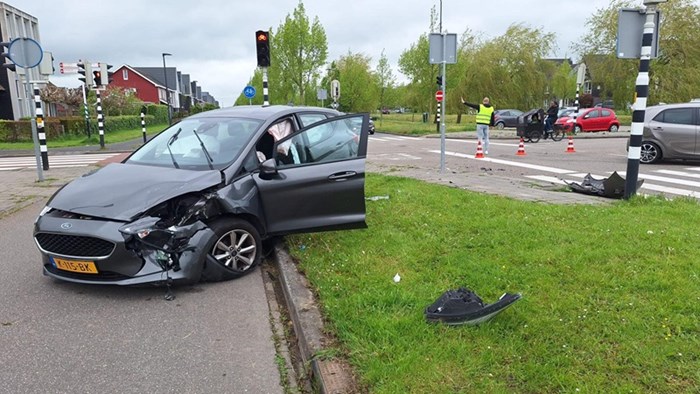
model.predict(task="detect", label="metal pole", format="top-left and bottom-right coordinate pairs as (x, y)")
top-left (439, 30), bottom-right (447, 173)
top-left (33, 85), bottom-right (49, 170)
top-left (624, 2), bottom-right (659, 199)
top-left (22, 72), bottom-right (44, 181)
top-left (96, 89), bottom-right (105, 148)
top-left (81, 83), bottom-right (91, 138)
top-left (141, 110), bottom-right (147, 143)
top-left (262, 68), bottom-right (269, 106)
top-left (162, 53), bottom-right (172, 125)
top-left (572, 84), bottom-right (580, 133)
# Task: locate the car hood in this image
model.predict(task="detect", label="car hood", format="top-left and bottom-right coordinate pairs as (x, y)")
top-left (47, 163), bottom-right (223, 221)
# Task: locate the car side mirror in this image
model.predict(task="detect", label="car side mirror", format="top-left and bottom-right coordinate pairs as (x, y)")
top-left (259, 158), bottom-right (278, 179)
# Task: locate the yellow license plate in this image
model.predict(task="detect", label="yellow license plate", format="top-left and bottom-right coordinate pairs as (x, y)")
top-left (53, 257), bottom-right (99, 274)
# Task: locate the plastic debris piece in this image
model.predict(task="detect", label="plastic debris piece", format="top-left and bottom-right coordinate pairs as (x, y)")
top-left (393, 273), bottom-right (401, 283)
top-left (425, 287), bottom-right (521, 326)
top-left (366, 195), bottom-right (390, 201)
top-left (564, 171), bottom-right (643, 199)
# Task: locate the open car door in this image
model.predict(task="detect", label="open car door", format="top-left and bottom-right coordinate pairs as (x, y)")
top-left (253, 113), bottom-right (369, 235)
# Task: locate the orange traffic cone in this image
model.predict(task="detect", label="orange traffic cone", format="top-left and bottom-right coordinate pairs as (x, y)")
top-left (516, 137), bottom-right (526, 156)
top-left (475, 139), bottom-right (485, 158)
top-left (566, 135), bottom-right (576, 153)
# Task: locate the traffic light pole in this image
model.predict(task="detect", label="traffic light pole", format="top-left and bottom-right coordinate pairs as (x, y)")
top-left (22, 71), bottom-right (44, 181)
top-left (439, 31), bottom-right (447, 174)
top-left (262, 68), bottom-right (269, 106)
top-left (624, 0), bottom-right (663, 199)
top-left (81, 83), bottom-right (91, 138)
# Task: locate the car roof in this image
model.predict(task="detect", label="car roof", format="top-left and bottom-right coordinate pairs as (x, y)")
top-left (187, 105), bottom-right (341, 120)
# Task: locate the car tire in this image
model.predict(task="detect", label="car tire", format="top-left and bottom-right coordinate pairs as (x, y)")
top-left (201, 218), bottom-right (262, 281)
top-left (574, 125), bottom-right (582, 134)
top-left (640, 142), bottom-right (662, 164)
top-left (495, 122), bottom-right (505, 130)
top-left (609, 124), bottom-right (619, 132)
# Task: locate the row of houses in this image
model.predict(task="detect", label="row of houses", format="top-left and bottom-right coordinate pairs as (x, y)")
top-left (109, 65), bottom-right (219, 114)
top-left (0, 1), bottom-right (218, 121)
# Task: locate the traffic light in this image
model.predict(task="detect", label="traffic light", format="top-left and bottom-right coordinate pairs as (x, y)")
top-left (0, 41), bottom-right (16, 72)
top-left (436, 76), bottom-right (442, 86)
top-left (99, 63), bottom-right (113, 85)
top-left (78, 61), bottom-right (93, 86)
top-left (93, 70), bottom-right (102, 86)
top-left (255, 30), bottom-right (270, 67)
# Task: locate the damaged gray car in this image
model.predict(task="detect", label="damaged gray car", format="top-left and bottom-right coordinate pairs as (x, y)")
top-left (34, 106), bottom-right (369, 287)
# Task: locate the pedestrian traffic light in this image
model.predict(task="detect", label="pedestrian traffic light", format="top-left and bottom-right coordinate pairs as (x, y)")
top-left (436, 76), bottom-right (442, 86)
top-left (78, 61), bottom-right (93, 86)
top-left (255, 30), bottom-right (270, 67)
top-left (93, 70), bottom-right (102, 86)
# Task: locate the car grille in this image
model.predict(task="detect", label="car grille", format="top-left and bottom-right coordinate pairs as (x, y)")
top-left (35, 233), bottom-right (115, 258)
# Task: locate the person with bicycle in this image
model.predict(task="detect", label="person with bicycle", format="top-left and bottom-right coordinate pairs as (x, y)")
top-left (544, 100), bottom-right (559, 139)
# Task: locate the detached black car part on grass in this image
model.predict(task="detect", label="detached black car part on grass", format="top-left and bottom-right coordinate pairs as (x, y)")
top-left (425, 287), bottom-right (522, 326)
top-left (34, 106), bottom-right (370, 288)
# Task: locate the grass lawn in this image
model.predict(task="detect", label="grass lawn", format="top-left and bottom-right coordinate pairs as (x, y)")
top-left (287, 174), bottom-right (699, 393)
top-left (0, 123), bottom-right (169, 150)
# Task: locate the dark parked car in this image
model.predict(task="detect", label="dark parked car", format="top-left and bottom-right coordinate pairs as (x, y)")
top-left (493, 109), bottom-right (524, 129)
top-left (34, 106), bottom-right (370, 286)
top-left (640, 102), bottom-right (700, 164)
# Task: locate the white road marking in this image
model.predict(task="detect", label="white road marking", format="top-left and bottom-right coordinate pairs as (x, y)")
top-left (0, 153), bottom-right (121, 171)
top-left (618, 171), bottom-right (700, 188)
top-left (654, 169), bottom-right (700, 179)
top-left (430, 150), bottom-right (576, 174)
top-left (526, 174), bottom-right (700, 199)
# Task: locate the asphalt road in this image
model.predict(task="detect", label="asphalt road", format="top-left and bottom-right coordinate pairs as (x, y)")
top-left (0, 201), bottom-right (283, 394)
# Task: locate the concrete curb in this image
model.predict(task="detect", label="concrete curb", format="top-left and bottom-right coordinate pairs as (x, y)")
top-left (273, 240), bottom-right (358, 394)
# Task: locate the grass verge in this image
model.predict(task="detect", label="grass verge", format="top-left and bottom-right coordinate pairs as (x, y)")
top-left (287, 174), bottom-right (699, 393)
top-left (0, 123), bottom-right (169, 150)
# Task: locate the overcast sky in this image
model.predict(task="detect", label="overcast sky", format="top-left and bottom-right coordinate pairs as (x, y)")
top-left (19, 0), bottom-right (623, 107)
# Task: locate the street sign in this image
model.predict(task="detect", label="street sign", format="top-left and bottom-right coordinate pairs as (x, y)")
top-left (435, 90), bottom-right (443, 102)
top-left (59, 62), bottom-right (79, 74)
top-left (317, 88), bottom-right (327, 100)
top-left (243, 85), bottom-right (256, 99)
top-left (429, 33), bottom-right (457, 64)
top-left (6, 37), bottom-right (43, 68)
top-left (617, 8), bottom-right (660, 59)
top-left (576, 63), bottom-right (587, 86)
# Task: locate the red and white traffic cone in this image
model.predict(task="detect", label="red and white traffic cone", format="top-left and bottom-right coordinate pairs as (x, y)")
top-left (475, 139), bottom-right (485, 158)
top-left (566, 135), bottom-right (576, 153)
top-left (516, 137), bottom-right (526, 156)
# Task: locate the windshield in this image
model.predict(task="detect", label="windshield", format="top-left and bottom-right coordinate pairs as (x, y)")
top-left (127, 117), bottom-right (263, 170)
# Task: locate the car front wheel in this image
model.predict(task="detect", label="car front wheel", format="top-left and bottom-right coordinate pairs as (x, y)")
top-left (609, 124), bottom-right (619, 132)
top-left (640, 142), bottom-right (662, 164)
top-left (495, 122), bottom-right (505, 130)
top-left (202, 218), bottom-right (262, 281)
top-left (574, 125), bottom-right (582, 133)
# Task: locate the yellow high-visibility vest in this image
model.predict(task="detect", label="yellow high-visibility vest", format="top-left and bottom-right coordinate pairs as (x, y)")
top-left (476, 105), bottom-right (494, 125)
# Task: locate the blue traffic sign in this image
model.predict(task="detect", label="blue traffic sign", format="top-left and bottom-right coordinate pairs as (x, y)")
top-left (243, 85), bottom-right (256, 99)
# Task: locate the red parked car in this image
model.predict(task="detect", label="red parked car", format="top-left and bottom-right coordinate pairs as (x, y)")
top-left (554, 107), bottom-right (620, 133)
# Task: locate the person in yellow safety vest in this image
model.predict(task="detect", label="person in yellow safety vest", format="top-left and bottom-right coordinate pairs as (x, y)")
top-left (461, 96), bottom-right (495, 154)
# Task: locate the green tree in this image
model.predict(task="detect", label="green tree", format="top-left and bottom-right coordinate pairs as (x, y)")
top-left (550, 61), bottom-right (577, 103)
top-left (334, 51), bottom-right (378, 112)
top-left (375, 49), bottom-right (395, 114)
top-left (575, 0), bottom-right (700, 106)
top-left (271, 1), bottom-right (328, 105)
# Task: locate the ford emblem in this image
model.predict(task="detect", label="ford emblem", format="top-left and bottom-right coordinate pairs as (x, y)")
top-left (60, 223), bottom-right (72, 229)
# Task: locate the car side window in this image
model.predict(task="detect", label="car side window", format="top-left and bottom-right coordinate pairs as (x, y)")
top-left (274, 115), bottom-right (362, 167)
top-left (601, 110), bottom-right (611, 117)
top-left (298, 113), bottom-right (328, 127)
top-left (655, 108), bottom-right (694, 125)
top-left (586, 110), bottom-right (599, 119)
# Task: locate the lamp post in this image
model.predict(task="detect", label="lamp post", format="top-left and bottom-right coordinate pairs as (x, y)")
top-left (162, 52), bottom-right (172, 125)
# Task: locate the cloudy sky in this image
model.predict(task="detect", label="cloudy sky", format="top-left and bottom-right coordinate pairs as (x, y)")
top-left (19, 0), bottom-right (622, 106)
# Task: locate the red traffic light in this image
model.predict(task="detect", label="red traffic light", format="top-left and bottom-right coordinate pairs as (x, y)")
top-left (257, 33), bottom-right (268, 42)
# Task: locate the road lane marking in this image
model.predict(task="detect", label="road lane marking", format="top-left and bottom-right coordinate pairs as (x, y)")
top-left (655, 169), bottom-right (700, 179)
top-left (526, 174), bottom-right (700, 199)
top-left (617, 171), bottom-right (700, 188)
top-left (430, 150), bottom-right (576, 174)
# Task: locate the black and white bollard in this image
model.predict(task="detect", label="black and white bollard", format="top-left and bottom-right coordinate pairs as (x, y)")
top-left (435, 101), bottom-right (441, 132)
top-left (96, 89), bottom-right (105, 148)
top-left (141, 110), bottom-right (147, 143)
top-left (33, 87), bottom-right (49, 170)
